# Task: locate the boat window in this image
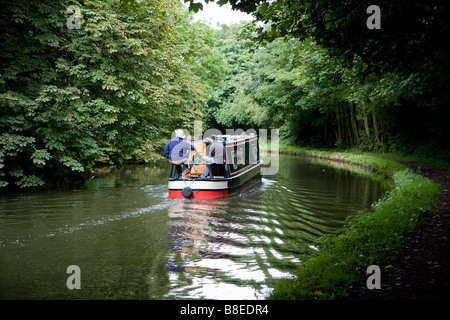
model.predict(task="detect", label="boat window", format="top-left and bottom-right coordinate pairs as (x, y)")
top-left (231, 150), bottom-right (238, 170)
top-left (237, 147), bottom-right (245, 165)
top-left (251, 144), bottom-right (257, 163)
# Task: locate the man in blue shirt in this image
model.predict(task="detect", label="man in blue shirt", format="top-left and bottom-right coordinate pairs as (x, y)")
top-left (164, 129), bottom-right (196, 179)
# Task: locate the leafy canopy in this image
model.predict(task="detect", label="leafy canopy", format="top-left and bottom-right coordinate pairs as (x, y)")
top-left (0, 0), bottom-right (205, 188)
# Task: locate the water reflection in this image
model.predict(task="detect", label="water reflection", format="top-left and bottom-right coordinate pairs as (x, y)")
top-left (164, 192), bottom-right (286, 299)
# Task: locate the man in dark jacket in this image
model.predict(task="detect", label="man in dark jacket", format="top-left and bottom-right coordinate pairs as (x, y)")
top-left (164, 129), bottom-right (196, 179)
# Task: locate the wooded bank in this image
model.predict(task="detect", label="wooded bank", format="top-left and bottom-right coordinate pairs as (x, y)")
top-left (2, 0), bottom-right (449, 189)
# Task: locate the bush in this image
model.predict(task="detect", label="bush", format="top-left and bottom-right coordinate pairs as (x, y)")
top-left (359, 130), bottom-right (380, 152)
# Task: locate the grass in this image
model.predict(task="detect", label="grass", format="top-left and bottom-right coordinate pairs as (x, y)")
top-left (268, 145), bottom-right (442, 300)
top-left (275, 143), bottom-right (450, 171)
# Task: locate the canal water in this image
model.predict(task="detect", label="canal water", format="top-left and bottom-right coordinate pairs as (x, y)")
top-left (0, 155), bottom-right (388, 299)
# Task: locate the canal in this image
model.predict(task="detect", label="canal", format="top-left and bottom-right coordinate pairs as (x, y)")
top-left (0, 155), bottom-right (389, 299)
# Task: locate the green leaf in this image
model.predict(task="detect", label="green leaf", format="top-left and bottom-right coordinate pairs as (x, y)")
top-left (188, 2), bottom-right (203, 13)
top-left (9, 168), bottom-right (24, 178)
top-left (32, 149), bottom-right (51, 166)
top-left (16, 175), bottom-right (45, 188)
top-left (59, 156), bottom-right (85, 172)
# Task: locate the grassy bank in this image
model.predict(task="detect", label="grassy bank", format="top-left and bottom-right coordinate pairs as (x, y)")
top-left (269, 145), bottom-right (442, 299)
top-left (275, 144), bottom-right (450, 171)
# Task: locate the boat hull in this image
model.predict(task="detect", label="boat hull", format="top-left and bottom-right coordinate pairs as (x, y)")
top-left (168, 161), bottom-right (263, 199)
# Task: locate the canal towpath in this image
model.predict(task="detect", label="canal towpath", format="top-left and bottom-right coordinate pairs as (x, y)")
top-left (347, 159), bottom-right (450, 299)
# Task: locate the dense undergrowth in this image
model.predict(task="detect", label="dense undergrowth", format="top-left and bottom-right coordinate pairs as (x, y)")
top-left (268, 147), bottom-right (442, 299)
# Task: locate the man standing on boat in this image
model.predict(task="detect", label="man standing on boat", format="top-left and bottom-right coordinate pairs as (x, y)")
top-left (164, 129), bottom-right (196, 179)
top-left (200, 135), bottom-right (226, 180)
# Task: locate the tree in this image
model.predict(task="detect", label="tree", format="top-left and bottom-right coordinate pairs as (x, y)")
top-left (211, 23), bottom-right (267, 130)
top-left (0, 0), bottom-right (205, 188)
top-left (187, 0), bottom-right (450, 159)
top-left (174, 11), bottom-right (227, 131)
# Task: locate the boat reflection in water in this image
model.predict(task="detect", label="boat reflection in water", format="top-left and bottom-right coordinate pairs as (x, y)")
top-left (163, 191), bottom-right (297, 300)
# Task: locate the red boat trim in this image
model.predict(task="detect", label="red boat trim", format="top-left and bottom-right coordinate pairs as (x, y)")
top-left (169, 189), bottom-right (228, 199)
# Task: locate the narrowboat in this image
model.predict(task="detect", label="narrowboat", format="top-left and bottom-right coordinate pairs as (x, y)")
top-left (168, 133), bottom-right (263, 199)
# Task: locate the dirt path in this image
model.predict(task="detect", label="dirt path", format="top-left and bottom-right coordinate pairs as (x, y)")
top-left (347, 160), bottom-right (450, 299)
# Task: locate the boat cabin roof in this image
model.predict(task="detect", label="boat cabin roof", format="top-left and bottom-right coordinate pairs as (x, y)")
top-left (200, 133), bottom-right (258, 145)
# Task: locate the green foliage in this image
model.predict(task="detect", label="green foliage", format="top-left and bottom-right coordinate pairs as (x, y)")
top-left (188, 0), bottom-right (450, 160)
top-left (0, 0), bottom-right (205, 188)
top-left (358, 130), bottom-right (380, 152)
top-left (196, 22), bottom-right (267, 130)
top-left (184, 0), bottom-right (263, 13)
top-left (201, 0), bottom-right (450, 75)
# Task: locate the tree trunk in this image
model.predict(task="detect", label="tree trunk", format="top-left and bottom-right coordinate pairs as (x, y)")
top-left (345, 107), bottom-right (353, 145)
top-left (349, 103), bottom-right (360, 145)
top-left (372, 106), bottom-right (382, 146)
top-left (362, 105), bottom-right (370, 138)
top-left (335, 107), bottom-right (343, 145)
